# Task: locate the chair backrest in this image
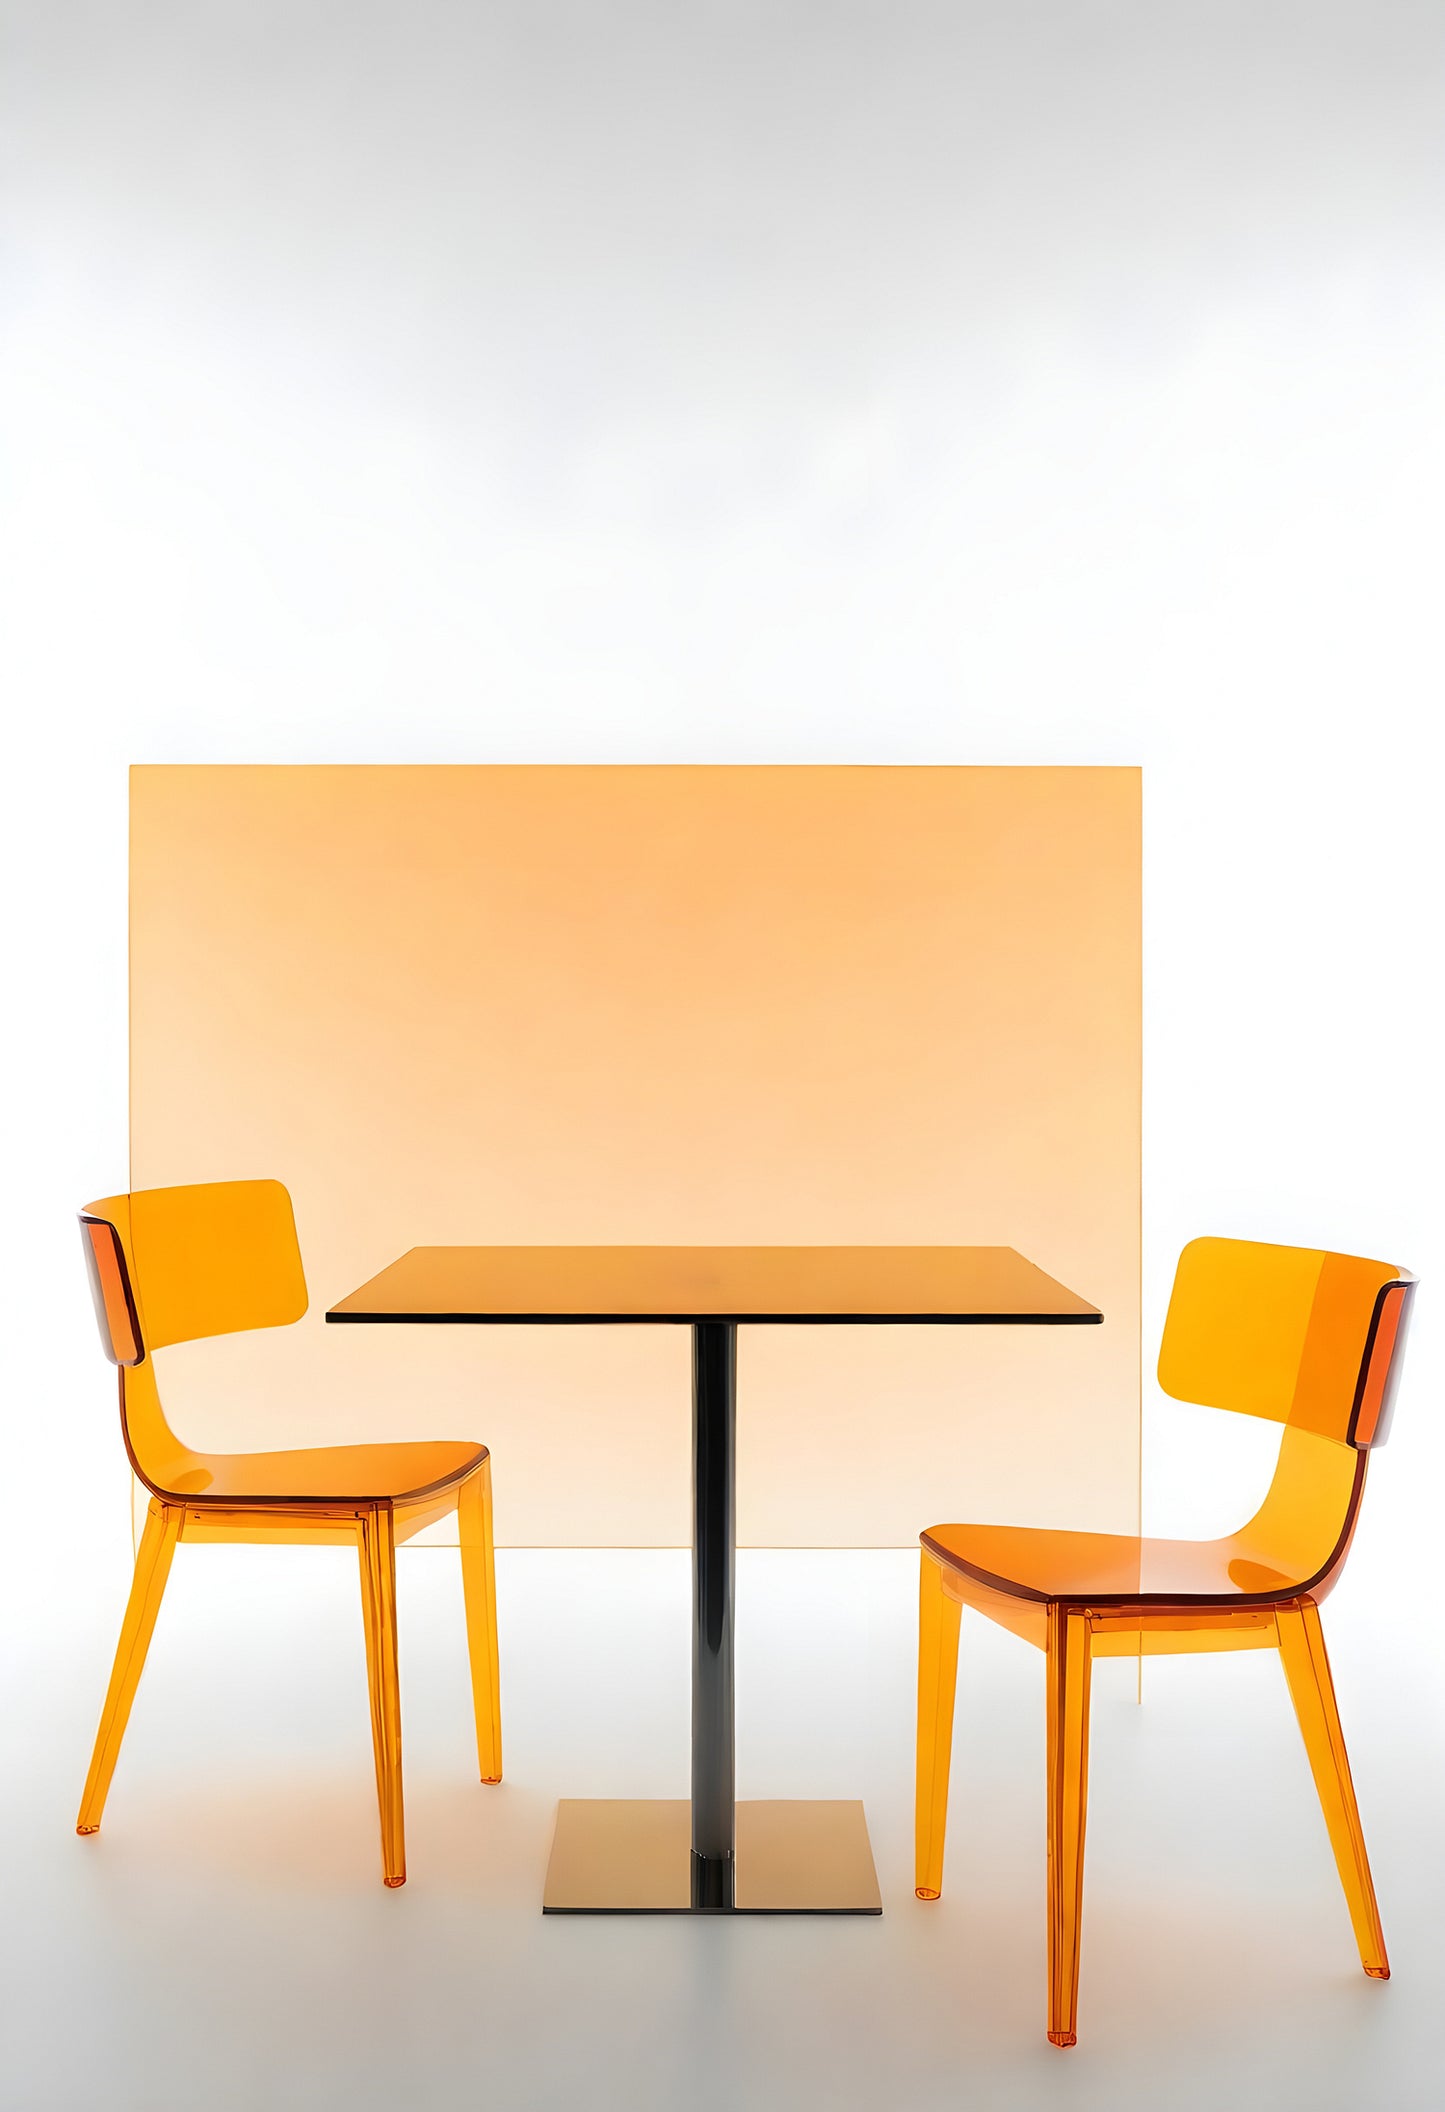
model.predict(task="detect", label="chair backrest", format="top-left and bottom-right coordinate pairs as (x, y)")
top-left (80, 1179), bottom-right (309, 1361)
top-left (1158, 1236), bottom-right (1415, 1450)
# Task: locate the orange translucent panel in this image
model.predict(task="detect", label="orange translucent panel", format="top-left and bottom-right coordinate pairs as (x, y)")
top-left (1157, 1236), bottom-right (1402, 1442)
top-left (130, 763), bottom-right (1141, 1550)
top-left (916, 1236), bottom-right (1416, 2046)
top-left (76, 1182), bottom-right (503, 1886)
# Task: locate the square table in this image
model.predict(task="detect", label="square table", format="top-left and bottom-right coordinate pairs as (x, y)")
top-left (328, 1245), bottom-right (1101, 1913)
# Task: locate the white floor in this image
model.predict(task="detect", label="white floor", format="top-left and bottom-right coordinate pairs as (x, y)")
top-left (5, 1520), bottom-right (1443, 2112)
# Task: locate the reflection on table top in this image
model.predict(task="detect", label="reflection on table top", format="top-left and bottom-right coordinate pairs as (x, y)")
top-left (326, 1245), bottom-right (1102, 1326)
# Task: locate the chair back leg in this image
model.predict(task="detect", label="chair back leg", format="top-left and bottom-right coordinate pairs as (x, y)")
top-left (77, 1499), bottom-right (182, 1835)
top-left (1276, 1597), bottom-right (1388, 1977)
top-left (1046, 1605), bottom-right (1092, 2047)
top-left (915, 1552), bottom-right (962, 1900)
top-left (357, 1503), bottom-right (406, 1887)
top-left (458, 1459), bottom-right (503, 1785)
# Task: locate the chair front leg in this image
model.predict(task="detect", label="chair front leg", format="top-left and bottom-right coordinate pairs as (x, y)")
top-left (77, 1499), bottom-right (182, 1835)
top-left (1276, 1596), bottom-right (1388, 1977)
top-left (1045, 1604), bottom-right (1093, 2047)
top-left (458, 1457), bottom-right (503, 1784)
top-left (915, 1551), bottom-right (962, 1900)
top-left (357, 1503), bottom-right (406, 1887)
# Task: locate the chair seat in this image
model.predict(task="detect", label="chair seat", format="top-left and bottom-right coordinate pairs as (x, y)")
top-left (156, 1439), bottom-right (489, 1506)
top-left (921, 1521), bottom-right (1310, 1606)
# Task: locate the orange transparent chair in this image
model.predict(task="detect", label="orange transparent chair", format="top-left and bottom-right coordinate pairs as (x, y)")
top-left (77, 1180), bottom-right (502, 1886)
top-left (916, 1237), bottom-right (1416, 2046)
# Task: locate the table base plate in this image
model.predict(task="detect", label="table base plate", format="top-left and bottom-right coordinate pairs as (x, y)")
top-left (542, 1799), bottom-right (882, 1914)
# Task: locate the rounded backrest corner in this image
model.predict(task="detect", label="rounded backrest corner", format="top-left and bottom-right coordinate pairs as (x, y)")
top-left (259, 1179), bottom-right (309, 1323)
top-left (1159, 1233), bottom-right (1413, 1445)
top-left (1155, 1237), bottom-right (1244, 1405)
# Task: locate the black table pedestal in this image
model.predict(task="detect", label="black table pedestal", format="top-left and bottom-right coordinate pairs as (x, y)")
top-left (690, 1321), bottom-right (736, 1908)
top-left (542, 1323), bottom-right (881, 1915)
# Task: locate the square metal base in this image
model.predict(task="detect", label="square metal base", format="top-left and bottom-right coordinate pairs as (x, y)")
top-left (542, 1799), bottom-right (882, 1914)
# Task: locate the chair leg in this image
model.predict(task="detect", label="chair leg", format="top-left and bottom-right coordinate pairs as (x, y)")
top-left (77, 1499), bottom-right (182, 1835)
top-left (1276, 1597), bottom-right (1388, 1977)
top-left (357, 1503), bottom-right (406, 1887)
top-left (1045, 1604), bottom-right (1092, 2048)
top-left (458, 1458), bottom-right (503, 1785)
top-left (915, 1551), bottom-right (962, 1900)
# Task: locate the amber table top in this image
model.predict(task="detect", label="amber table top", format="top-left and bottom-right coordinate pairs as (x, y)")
top-left (326, 1245), bottom-right (1101, 1326)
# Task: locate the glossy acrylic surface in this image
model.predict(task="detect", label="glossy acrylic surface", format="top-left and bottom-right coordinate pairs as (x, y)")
top-left (916, 1236), bottom-right (1415, 2046)
top-left (80, 1217), bottom-right (142, 1366)
top-left (923, 1425), bottom-right (1364, 1608)
top-left (328, 1243), bottom-right (1102, 1324)
top-left (84, 1185), bottom-right (485, 1509)
top-left (77, 1181), bottom-right (503, 1885)
top-left (1157, 1237), bottom-right (1404, 1441)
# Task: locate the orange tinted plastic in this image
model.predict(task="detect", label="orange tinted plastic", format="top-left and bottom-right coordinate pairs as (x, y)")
top-left (1157, 1237), bottom-right (1402, 1443)
top-left (76, 1498), bottom-right (180, 1834)
top-left (118, 1180), bottom-right (308, 1349)
top-left (80, 1217), bottom-right (142, 1366)
top-left (914, 1552), bottom-right (961, 1902)
top-left (1351, 1281), bottom-right (1414, 1447)
top-left (358, 1503), bottom-right (406, 1885)
top-left (76, 1181), bottom-right (503, 1885)
top-left (458, 1459), bottom-right (503, 1783)
top-left (1276, 1600), bottom-right (1388, 1977)
top-left (916, 1236), bottom-right (1415, 2046)
top-left (1044, 1606), bottom-right (1091, 2047)
top-left (922, 1425), bottom-right (1366, 1607)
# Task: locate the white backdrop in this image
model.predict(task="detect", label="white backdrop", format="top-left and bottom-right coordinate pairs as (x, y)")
top-left (0, 6), bottom-right (1441, 2106)
top-left (2, 0), bottom-right (1437, 1547)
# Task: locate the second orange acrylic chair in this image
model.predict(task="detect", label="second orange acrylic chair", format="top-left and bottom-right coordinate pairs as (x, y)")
top-left (77, 1179), bottom-right (503, 1886)
top-left (916, 1236), bottom-right (1416, 2046)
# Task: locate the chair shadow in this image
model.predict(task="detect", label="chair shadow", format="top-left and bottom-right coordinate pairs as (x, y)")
top-left (79, 1771), bottom-right (561, 1906)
